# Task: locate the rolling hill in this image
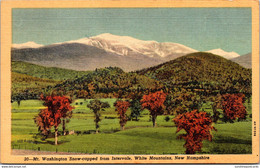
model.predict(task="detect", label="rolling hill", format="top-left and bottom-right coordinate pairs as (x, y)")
top-left (12, 61), bottom-right (91, 80)
top-left (11, 61), bottom-right (163, 99)
top-left (52, 67), bottom-right (163, 98)
top-left (138, 52), bottom-right (252, 94)
top-left (12, 51), bottom-right (252, 99)
top-left (12, 72), bottom-right (61, 99)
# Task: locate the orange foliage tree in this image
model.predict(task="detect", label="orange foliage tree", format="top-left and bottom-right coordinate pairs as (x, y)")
top-left (34, 95), bottom-right (74, 145)
top-left (221, 93), bottom-right (247, 122)
top-left (114, 100), bottom-right (130, 130)
top-left (141, 91), bottom-right (167, 127)
top-left (173, 110), bottom-right (216, 154)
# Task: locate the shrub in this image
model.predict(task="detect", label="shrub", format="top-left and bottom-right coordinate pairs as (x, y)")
top-left (164, 116), bottom-right (170, 122)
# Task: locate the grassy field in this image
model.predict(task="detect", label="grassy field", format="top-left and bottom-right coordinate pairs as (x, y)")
top-left (11, 98), bottom-right (252, 154)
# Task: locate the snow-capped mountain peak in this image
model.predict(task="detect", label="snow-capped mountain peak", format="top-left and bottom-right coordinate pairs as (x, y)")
top-left (12, 33), bottom-right (200, 60)
top-left (62, 33), bottom-right (198, 58)
top-left (93, 33), bottom-right (158, 45)
top-left (12, 41), bottom-right (44, 49)
top-left (206, 48), bottom-right (240, 59)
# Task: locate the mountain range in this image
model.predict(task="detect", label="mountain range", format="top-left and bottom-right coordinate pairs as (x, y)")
top-left (12, 33), bottom-right (247, 71)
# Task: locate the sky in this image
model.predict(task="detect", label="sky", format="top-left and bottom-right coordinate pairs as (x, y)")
top-left (12, 8), bottom-right (251, 55)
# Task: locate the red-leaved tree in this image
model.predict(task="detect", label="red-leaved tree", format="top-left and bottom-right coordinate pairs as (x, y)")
top-left (221, 93), bottom-right (247, 122)
top-left (34, 95), bottom-right (74, 145)
top-left (141, 91), bottom-right (166, 127)
top-left (173, 110), bottom-right (216, 154)
top-left (114, 100), bottom-right (130, 130)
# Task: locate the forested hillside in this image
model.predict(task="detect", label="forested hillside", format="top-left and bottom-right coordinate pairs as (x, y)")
top-left (138, 52), bottom-right (252, 95)
top-left (52, 67), bottom-right (163, 99)
top-left (12, 52), bottom-right (252, 100)
top-left (12, 72), bottom-right (61, 100)
top-left (12, 61), bottom-right (90, 80)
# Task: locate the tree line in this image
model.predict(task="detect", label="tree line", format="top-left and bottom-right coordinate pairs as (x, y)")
top-left (34, 90), bottom-right (248, 154)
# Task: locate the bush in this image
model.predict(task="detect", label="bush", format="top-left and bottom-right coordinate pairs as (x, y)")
top-left (164, 116), bottom-right (170, 122)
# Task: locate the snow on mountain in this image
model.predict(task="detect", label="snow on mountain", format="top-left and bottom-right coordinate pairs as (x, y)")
top-left (62, 33), bottom-right (198, 58)
top-left (12, 41), bottom-right (44, 49)
top-left (12, 35), bottom-right (241, 62)
top-left (11, 34), bottom-right (244, 72)
top-left (206, 48), bottom-right (240, 59)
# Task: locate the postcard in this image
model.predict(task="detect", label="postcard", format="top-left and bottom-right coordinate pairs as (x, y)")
top-left (1, 0), bottom-right (259, 164)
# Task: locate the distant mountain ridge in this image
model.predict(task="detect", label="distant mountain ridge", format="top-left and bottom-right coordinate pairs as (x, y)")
top-left (231, 53), bottom-right (252, 69)
top-left (11, 43), bottom-right (163, 72)
top-left (12, 33), bottom-right (198, 60)
top-left (12, 33), bottom-right (245, 71)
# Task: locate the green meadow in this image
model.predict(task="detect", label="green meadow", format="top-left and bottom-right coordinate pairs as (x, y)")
top-left (11, 98), bottom-right (252, 154)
